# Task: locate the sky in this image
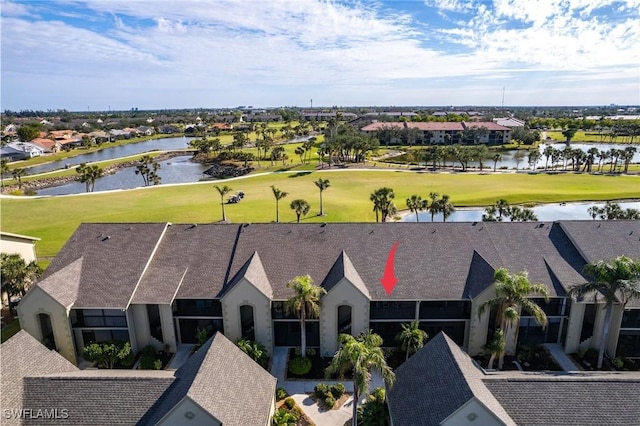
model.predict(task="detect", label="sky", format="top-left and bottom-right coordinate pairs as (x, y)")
top-left (1, 0), bottom-right (639, 111)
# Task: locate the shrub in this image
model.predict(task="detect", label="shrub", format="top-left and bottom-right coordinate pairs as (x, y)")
top-left (139, 345), bottom-right (162, 370)
top-left (294, 347), bottom-right (316, 357)
top-left (83, 340), bottom-right (132, 369)
top-left (288, 356), bottom-right (312, 376)
top-left (324, 395), bottom-right (336, 409)
top-left (272, 408), bottom-right (297, 426)
top-left (314, 383), bottom-right (329, 399)
top-left (330, 383), bottom-right (345, 399)
top-left (275, 387), bottom-right (288, 401)
top-left (284, 397), bottom-right (296, 410)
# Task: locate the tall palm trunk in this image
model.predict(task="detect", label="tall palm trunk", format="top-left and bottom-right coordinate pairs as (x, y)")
top-left (598, 303), bottom-right (612, 369)
top-left (300, 304), bottom-right (306, 358)
top-left (352, 383), bottom-right (359, 426)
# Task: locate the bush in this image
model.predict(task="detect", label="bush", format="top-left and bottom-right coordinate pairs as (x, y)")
top-left (139, 345), bottom-right (162, 370)
top-left (284, 397), bottom-right (296, 410)
top-left (324, 395), bottom-right (336, 409)
top-left (275, 387), bottom-right (288, 401)
top-left (272, 408), bottom-right (297, 426)
top-left (330, 383), bottom-right (345, 399)
top-left (314, 383), bottom-right (329, 399)
top-left (83, 340), bottom-right (132, 369)
top-left (294, 347), bottom-right (316, 357)
top-left (288, 356), bottom-right (312, 376)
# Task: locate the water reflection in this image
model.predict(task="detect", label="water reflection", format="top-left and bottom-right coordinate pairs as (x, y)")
top-left (402, 201), bottom-right (640, 222)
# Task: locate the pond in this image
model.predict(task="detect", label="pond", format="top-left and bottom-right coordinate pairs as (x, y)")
top-left (35, 156), bottom-right (210, 196)
top-left (401, 201), bottom-right (640, 222)
top-left (23, 136), bottom-right (194, 175)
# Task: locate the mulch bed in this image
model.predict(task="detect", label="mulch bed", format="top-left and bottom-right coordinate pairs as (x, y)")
top-left (286, 349), bottom-right (352, 380)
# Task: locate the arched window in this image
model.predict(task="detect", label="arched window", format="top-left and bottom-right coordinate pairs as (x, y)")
top-left (38, 313), bottom-right (56, 350)
top-left (240, 305), bottom-right (255, 341)
top-left (337, 305), bottom-right (352, 336)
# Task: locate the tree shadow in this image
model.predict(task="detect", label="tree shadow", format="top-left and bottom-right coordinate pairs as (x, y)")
top-left (288, 171), bottom-right (312, 178)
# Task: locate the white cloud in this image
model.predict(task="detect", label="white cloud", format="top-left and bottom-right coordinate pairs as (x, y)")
top-left (0, 0), bottom-right (638, 109)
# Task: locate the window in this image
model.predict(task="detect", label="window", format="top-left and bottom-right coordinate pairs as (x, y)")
top-left (173, 299), bottom-right (222, 317)
top-left (530, 298), bottom-right (567, 317)
top-left (419, 321), bottom-right (466, 347)
top-left (419, 301), bottom-right (470, 320)
top-left (271, 301), bottom-right (298, 320)
top-left (71, 309), bottom-right (127, 328)
top-left (82, 330), bottom-right (129, 344)
top-left (273, 321), bottom-right (320, 347)
top-left (616, 330), bottom-right (640, 358)
top-left (369, 322), bottom-right (404, 346)
top-left (38, 313), bottom-right (56, 350)
top-left (240, 305), bottom-right (255, 341)
top-left (621, 309), bottom-right (640, 329)
top-left (370, 301), bottom-right (416, 320)
top-left (337, 305), bottom-right (352, 335)
top-left (147, 305), bottom-right (163, 343)
top-left (177, 318), bottom-right (223, 344)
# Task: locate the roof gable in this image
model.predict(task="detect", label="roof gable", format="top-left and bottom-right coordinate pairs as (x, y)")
top-left (321, 250), bottom-right (370, 298)
top-left (37, 257), bottom-right (83, 308)
top-left (223, 251), bottom-right (273, 298)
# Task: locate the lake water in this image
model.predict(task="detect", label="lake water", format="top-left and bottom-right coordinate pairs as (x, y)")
top-left (24, 136), bottom-right (194, 175)
top-left (36, 156), bottom-right (210, 195)
top-left (402, 201), bottom-right (640, 222)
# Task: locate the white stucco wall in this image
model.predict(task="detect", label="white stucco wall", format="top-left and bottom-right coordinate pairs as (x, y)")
top-left (564, 301), bottom-right (586, 353)
top-left (441, 398), bottom-right (506, 426)
top-left (17, 287), bottom-right (76, 364)
top-left (221, 279), bottom-right (273, 353)
top-left (469, 285), bottom-right (496, 356)
top-left (129, 304), bottom-right (150, 353)
top-left (156, 398), bottom-right (220, 426)
top-left (319, 278), bottom-right (370, 357)
top-left (160, 304), bottom-right (177, 353)
top-left (0, 234), bottom-right (38, 263)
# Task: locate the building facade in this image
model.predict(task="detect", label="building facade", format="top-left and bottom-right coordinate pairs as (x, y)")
top-left (17, 221), bottom-right (640, 366)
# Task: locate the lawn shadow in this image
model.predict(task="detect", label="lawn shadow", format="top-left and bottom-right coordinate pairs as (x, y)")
top-left (288, 171), bottom-right (312, 178)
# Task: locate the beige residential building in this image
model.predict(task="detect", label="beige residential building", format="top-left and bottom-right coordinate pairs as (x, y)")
top-left (16, 221), bottom-right (640, 367)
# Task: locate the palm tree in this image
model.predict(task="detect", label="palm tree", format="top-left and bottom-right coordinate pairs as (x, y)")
top-left (406, 195), bottom-right (426, 222)
top-left (325, 330), bottom-right (395, 426)
top-left (438, 194), bottom-right (455, 222)
top-left (214, 185), bottom-right (232, 221)
top-left (271, 185), bottom-right (289, 223)
top-left (11, 168), bottom-right (25, 190)
top-left (1, 253), bottom-right (42, 315)
top-left (478, 268), bottom-right (550, 369)
top-left (484, 328), bottom-right (505, 370)
top-left (396, 321), bottom-right (428, 361)
top-left (568, 256), bottom-right (640, 369)
top-left (495, 198), bottom-right (510, 221)
top-left (492, 153), bottom-right (502, 172)
top-left (290, 199), bottom-right (310, 223)
top-left (75, 163), bottom-right (103, 192)
top-left (369, 187), bottom-right (396, 222)
top-left (427, 191), bottom-right (440, 222)
top-left (0, 158), bottom-right (9, 190)
top-left (284, 275), bottom-right (326, 359)
top-left (543, 145), bottom-right (554, 170)
top-left (314, 178), bottom-right (330, 216)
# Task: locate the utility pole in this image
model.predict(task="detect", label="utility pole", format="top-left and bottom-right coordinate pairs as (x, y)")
top-left (501, 87), bottom-right (505, 110)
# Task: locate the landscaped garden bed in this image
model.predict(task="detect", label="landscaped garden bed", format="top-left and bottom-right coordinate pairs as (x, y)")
top-left (472, 345), bottom-right (561, 372)
top-left (273, 388), bottom-right (315, 426)
top-left (570, 348), bottom-right (639, 371)
top-left (286, 348), bottom-right (352, 380)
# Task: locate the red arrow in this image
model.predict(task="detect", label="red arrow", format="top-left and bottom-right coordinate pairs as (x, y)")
top-left (380, 241), bottom-right (400, 295)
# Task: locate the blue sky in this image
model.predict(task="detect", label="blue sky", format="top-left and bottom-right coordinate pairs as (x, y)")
top-left (1, 0), bottom-right (638, 111)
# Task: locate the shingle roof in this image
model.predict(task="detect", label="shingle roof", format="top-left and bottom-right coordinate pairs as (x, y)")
top-left (223, 251), bottom-right (273, 298)
top-left (0, 331), bottom-right (78, 426)
top-left (40, 223), bottom-right (169, 308)
top-left (321, 250), bottom-right (370, 297)
top-left (34, 221), bottom-right (638, 306)
top-left (21, 373), bottom-right (174, 425)
top-left (484, 377), bottom-right (640, 425)
top-left (559, 220), bottom-right (640, 264)
top-left (145, 332), bottom-right (276, 426)
top-left (37, 257), bottom-right (83, 308)
top-left (387, 332), bottom-right (515, 426)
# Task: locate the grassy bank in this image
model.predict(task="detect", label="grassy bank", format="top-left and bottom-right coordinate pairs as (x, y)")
top-left (2, 170), bottom-right (638, 259)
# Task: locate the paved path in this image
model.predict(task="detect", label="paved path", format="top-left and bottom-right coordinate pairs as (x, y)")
top-left (544, 343), bottom-right (581, 371)
top-left (270, 347), bottom-right (385, 426)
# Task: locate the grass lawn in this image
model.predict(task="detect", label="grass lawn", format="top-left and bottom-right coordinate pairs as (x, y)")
top-left (544, 131), bottom-right (639, 144)
top-left (2, 169), bottom-right (639, 260)
top-left (1, 318), bottom-right (21, 343)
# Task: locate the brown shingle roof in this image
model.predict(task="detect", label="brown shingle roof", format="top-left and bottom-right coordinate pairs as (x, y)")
top-left (0, 331), bottom-right (78, 426)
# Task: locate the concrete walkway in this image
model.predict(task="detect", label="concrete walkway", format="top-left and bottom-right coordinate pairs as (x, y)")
top-left (271, 347), bottom-right (384, 426)
top-left (544, 343), bottom-right (581, 372)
